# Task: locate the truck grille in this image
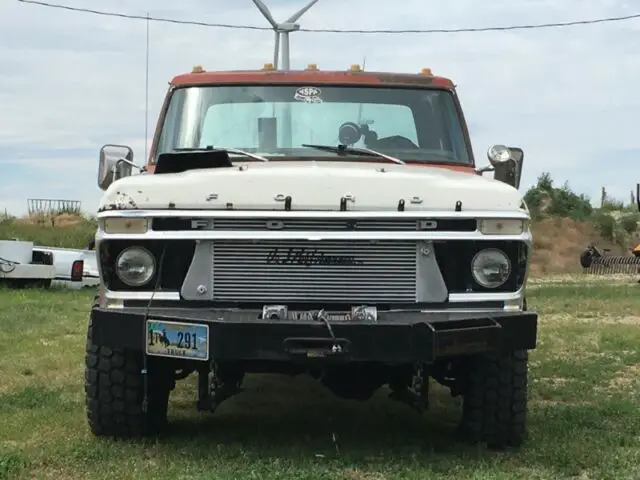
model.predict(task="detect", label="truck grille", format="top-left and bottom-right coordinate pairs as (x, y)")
top-left (211, 240), bottom-right (417, 303)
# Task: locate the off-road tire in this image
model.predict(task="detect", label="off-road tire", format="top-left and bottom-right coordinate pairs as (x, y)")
top-left (457, 349), bottom-right (529, 449)
top-left (84, 299), bottom-right (173, 438)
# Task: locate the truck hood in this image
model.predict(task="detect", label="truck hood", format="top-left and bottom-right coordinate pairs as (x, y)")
top-left (99, 161), bottom-right (524, 212)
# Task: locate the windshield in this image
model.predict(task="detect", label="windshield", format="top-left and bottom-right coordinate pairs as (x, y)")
top-left (155, 84), bottom-right (472, 165)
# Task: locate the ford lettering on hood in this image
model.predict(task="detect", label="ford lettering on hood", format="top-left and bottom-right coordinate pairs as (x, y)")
top-left (99, 160), bottom-right (523, 212)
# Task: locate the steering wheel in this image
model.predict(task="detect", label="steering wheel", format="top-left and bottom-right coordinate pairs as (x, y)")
top-left (338, 121), bottom-right (417, 149)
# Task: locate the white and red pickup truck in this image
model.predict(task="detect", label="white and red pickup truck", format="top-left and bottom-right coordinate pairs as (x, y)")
top-left (35, 246), bottom-right (99, 289)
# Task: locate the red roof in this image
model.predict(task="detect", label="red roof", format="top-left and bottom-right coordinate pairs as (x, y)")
top-left (170, 68), bottom-right (455, 89)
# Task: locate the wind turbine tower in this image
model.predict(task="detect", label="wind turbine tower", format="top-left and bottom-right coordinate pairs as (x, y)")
top-left (251, 0), bottom-right (320, 70)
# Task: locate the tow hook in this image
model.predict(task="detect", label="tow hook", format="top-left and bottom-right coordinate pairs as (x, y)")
top-left (196, 361), bottom-right (243, 413)
top-left (388, 363), bottom-right (430, 413)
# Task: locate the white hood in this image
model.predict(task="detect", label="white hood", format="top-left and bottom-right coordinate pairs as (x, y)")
top-left (99, 161), bottom-right (523, 212)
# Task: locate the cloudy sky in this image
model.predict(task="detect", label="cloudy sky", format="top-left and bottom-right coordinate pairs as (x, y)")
top-left (1, 0), bottom-right (639, 215)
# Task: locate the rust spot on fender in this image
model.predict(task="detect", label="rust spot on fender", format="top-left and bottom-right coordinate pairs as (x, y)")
top-left (98, 192), bottom-right (138, 211)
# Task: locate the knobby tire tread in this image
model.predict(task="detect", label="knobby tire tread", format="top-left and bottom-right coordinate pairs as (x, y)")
top-left (458, 349), bottom-right (529, 449)
top-left (84, 297), bottom-right (170, 438)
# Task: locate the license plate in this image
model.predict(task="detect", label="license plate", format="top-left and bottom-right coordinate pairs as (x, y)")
top-left (146, 320), bottom-right (209, 361)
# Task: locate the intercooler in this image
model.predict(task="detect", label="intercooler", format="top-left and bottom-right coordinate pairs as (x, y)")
top-left (210, 239), bottom-right (418, 303)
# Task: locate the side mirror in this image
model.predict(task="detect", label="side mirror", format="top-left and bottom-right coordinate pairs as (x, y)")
top-left (98, 144), bottom-right (138, 191)
top-left (476, 145), bottom-right (524, 189)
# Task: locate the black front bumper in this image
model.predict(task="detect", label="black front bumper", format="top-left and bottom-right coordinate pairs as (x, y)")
top-left (91, 306), bottom-right (538, 363)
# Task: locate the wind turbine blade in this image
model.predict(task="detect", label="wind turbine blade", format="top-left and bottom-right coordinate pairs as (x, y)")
top-left (251, 0), bottom-right (278, 28)
top-left (285, 0), bottom-right (320, 23)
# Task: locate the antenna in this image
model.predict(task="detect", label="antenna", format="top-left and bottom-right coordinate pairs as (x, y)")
top-left (144, 12), bottom-right (150, 163)
top-left (357, 56), bottom-right (366, 126)
top-left (251, 0), bottom-right (320, 70)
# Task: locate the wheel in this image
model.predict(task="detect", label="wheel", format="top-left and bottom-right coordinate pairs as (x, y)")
top-left (579, 249), bottom-right (593, 268)
top-left (456, 349), bottom-right (529, 449)
top-left (84, 298), bottom-right (174, 438)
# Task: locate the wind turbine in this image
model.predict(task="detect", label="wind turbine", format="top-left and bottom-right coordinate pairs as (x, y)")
top-left (251, 0), bottom-right (320, 70)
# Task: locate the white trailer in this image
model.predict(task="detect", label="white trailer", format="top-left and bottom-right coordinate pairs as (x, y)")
top-left (0, 239), bottom-right (56, 287)
top-left (0, 239), bottom-right (99, 289)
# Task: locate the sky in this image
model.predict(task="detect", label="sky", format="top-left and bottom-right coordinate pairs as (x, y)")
top-left (1, 0), bottom-right (639, 215)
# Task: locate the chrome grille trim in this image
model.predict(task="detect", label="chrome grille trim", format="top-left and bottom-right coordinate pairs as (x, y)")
top-left (98, 230), bottom-right (532, 242)
top-left (211, 218), bottom-right (419, 231)
top-left (211, 240), bottom-right (418, 303)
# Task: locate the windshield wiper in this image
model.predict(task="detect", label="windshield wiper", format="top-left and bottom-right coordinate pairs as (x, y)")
top-left (173, 146), bottom-right (269, 162)
top-left (301, 144), bottom-right (405, 165)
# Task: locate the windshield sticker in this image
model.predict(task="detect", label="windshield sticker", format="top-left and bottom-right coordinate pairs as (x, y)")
top-left (294, 86), bottom-right (323, 104)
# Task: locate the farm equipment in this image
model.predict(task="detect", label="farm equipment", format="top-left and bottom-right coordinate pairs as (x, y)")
top-left (578, 182), bottom-right (640, 276)
top-left (579, 243), bottom-right (640, 275)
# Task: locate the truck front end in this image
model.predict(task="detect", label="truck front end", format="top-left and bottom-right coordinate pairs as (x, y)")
top-left (86, 66), bottom-right (537, 449)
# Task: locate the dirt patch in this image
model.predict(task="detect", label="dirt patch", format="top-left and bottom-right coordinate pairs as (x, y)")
top-left (536, 377), bottom-right (571, 387)
top-left (530, 218), bottom-right (625, 276)
top-left (606, 365), bottom-right (640, 391)
top-left (343, 469), bottom-right (387, 480)
top-left (566, 315), bottom-right (640, 326)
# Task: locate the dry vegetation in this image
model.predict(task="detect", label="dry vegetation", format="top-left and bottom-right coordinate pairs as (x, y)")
top-left (0, 212), bottom-right (96, 250)
top-left (529, 217), bottom-right (632, 276)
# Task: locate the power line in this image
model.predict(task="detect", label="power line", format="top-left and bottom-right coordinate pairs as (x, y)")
top-left (16, 0), bottom-right (640, 34)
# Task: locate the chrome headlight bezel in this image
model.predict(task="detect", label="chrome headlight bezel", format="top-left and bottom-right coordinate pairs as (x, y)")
top-left (471, 248), bottom-right (512, 289)
top-left (115, 246), bottom-right (156, 287)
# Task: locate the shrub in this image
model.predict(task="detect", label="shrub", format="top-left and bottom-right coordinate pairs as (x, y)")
top-left (523, 173), bottom-right (593, 221)
top-left (619, 212), bottom-right (640, 235)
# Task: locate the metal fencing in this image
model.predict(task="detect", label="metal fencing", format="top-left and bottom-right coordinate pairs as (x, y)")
top-left (27, 199), bottom-right (82, 216)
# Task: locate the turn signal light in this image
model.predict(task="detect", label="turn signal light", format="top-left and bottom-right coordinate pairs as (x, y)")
top-left (478, 219), bottom-right (527, 235)
top-left (103, 217), bottom-right (149, 234)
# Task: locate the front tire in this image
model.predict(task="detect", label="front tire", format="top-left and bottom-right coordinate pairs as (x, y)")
top-left (84, 307), bottom-right (174, 438)
top-left (456, 349), bottom-right (529, 449)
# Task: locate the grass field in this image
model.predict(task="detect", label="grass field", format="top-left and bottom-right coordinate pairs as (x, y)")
top-left (1, 282), bottom-right (639, 480)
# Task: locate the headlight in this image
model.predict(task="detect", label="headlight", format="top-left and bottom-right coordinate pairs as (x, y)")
top-left (115, 247), bottom-right (156, 287)
top-left (103, 217), bottom-right (149, 234)
top-left (487, 145), bottom-right (512, 164)
top-left (479, 219), bottom-right (527, 235)
top-left (471, 248), bottom-right (511, 288)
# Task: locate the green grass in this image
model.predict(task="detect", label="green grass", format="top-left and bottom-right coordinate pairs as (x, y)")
top-left (0, 217), bottom-right (96, 249)
top-left (1, 284), bottom-right (640, 479)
